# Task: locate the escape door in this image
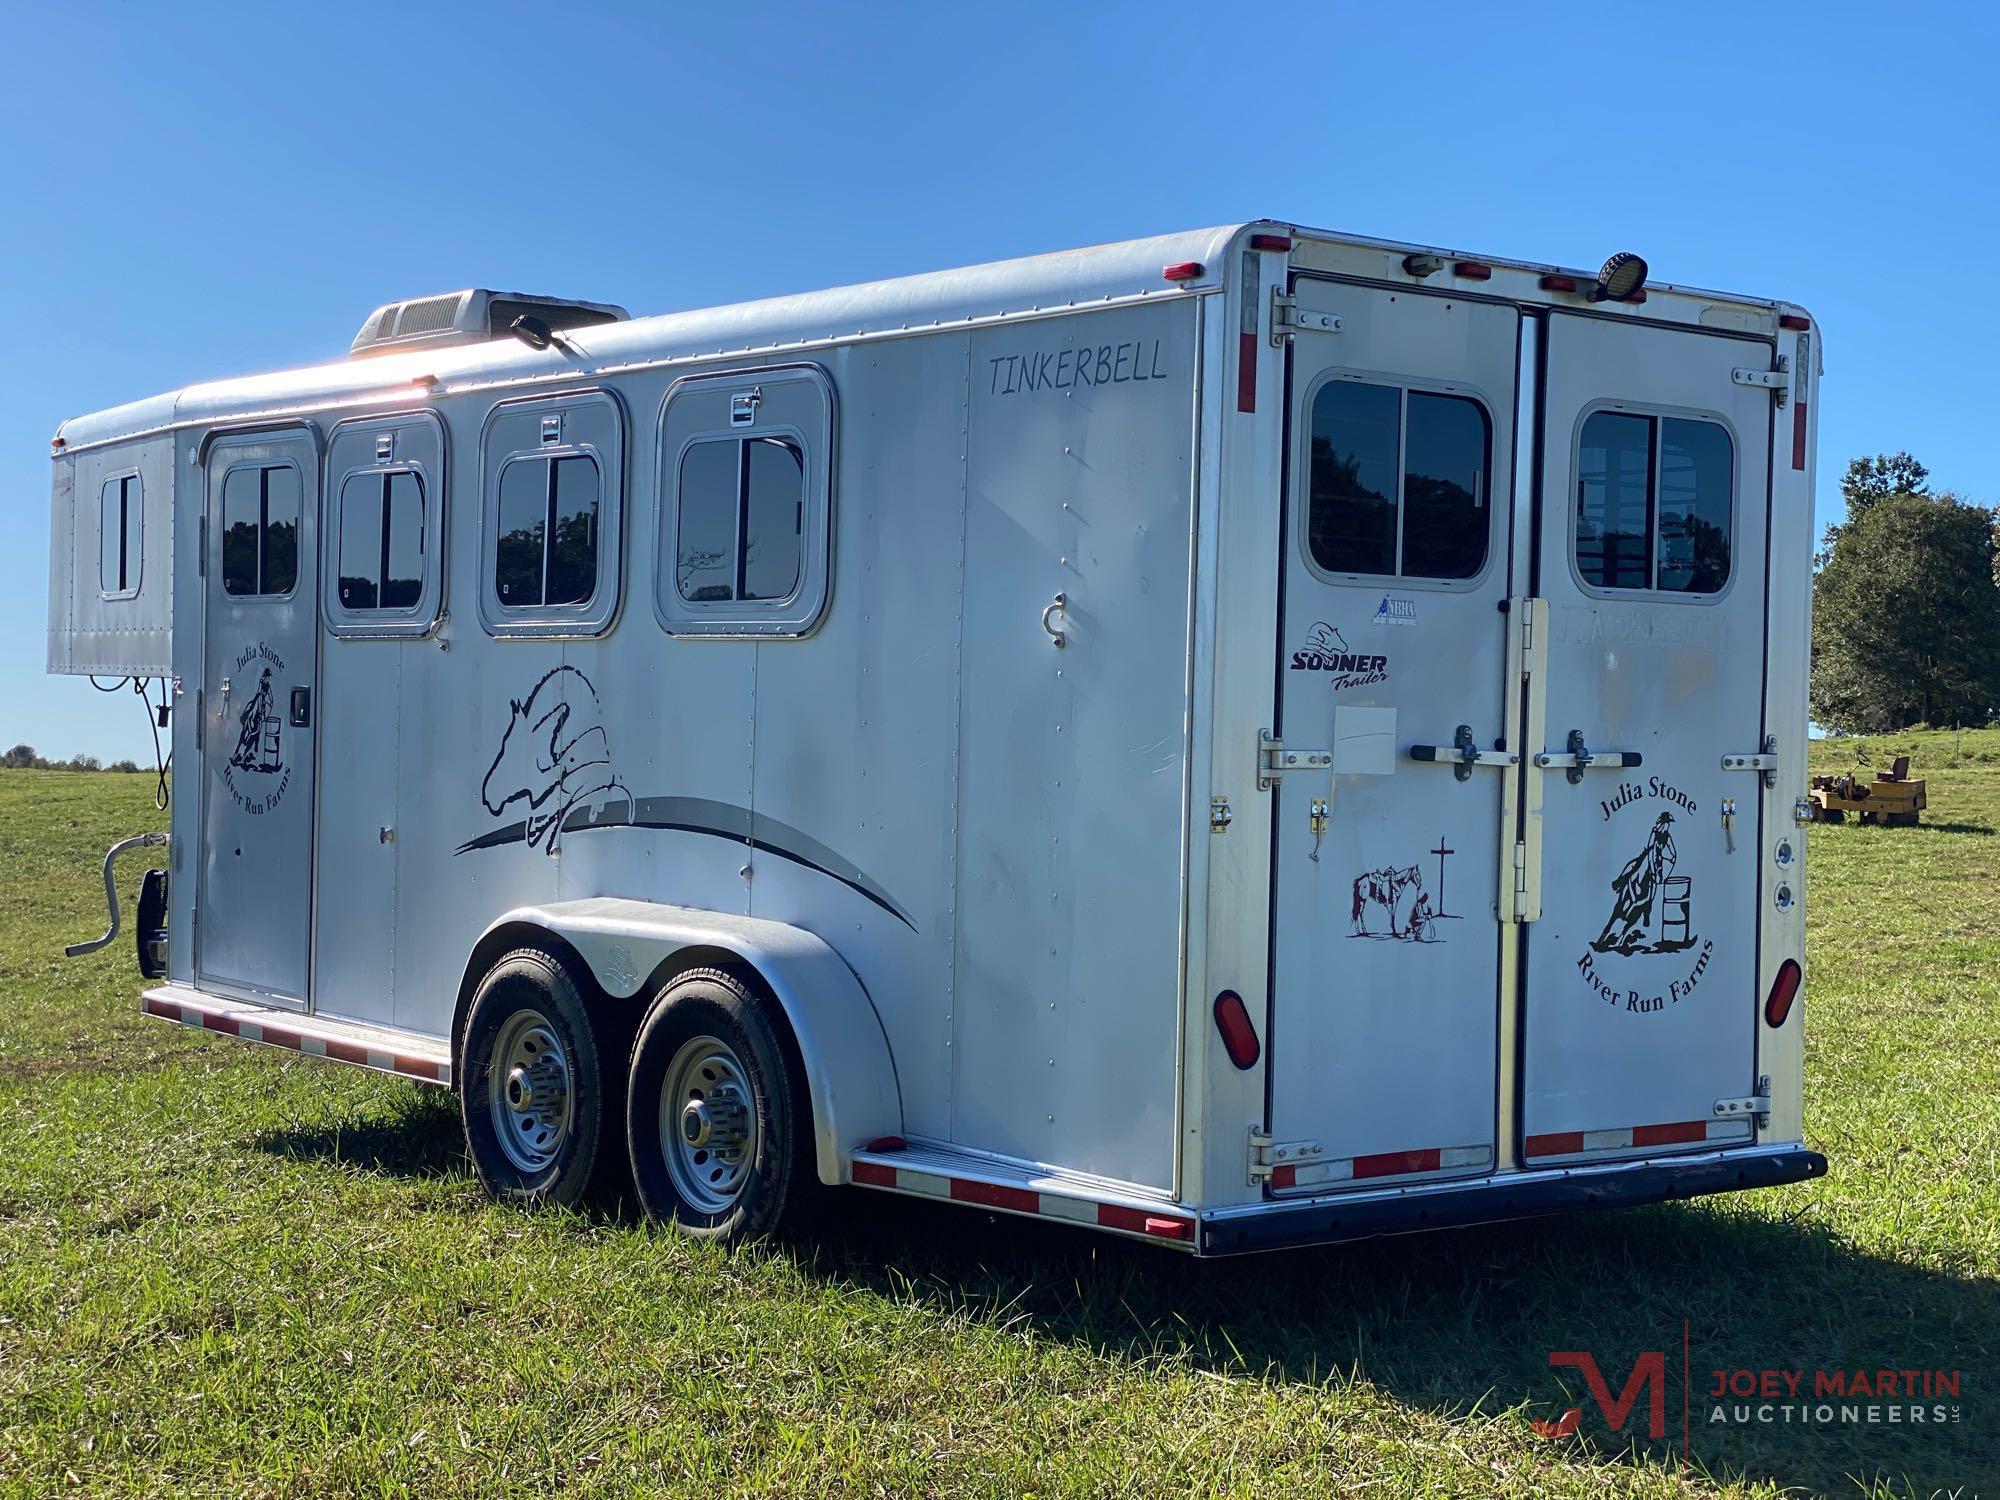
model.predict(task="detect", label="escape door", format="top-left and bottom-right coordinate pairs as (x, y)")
top-left (1266, 280), bottom-right (1520, 1192)
top-left (198, 428), bottom-right (320, 1006)
top-left (1518, 313), bottom-right (1772, 1164)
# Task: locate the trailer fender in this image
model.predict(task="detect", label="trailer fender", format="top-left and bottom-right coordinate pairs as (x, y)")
top-left (467, 898), bottom-right (901, 1185)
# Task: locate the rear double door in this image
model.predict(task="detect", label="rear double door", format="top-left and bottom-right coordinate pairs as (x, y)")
top-left (1265, 281), bottom-right (1775, 1190)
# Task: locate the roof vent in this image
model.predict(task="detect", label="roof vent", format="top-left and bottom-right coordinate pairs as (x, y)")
top-left (348, 289), bottom-right (629, 358)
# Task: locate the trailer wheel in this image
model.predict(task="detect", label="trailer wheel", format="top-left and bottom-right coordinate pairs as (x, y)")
top-left (625, 968), bottom-right (809, 1242)
top-left (460, 948), bottom-right (610, 1210)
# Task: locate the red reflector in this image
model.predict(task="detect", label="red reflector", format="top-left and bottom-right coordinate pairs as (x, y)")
top-left (1212, 989), bottom-right (1260, 1069)
top-left (1631, 1120), bottom-right (1707, 1148)
top-left (852, 1159), bottom-right (898, 1188)
top-left (1452, 260), bottom-right (1492, 280)
top-left (1162, 261), bottom-right (1203, 282)
top-left (1269, 1164), bottom-right (1297, 1189)
top-left (1792, 400), bottom-right (1808, 471)
top-left (1236, 330), bottom-right (1257, 413)
top-left (1779, 313), bottom-right (1810, 331)
top-left (1249, 233), bottom-right (1292, 253)
top-left (1538, 274), bottom-right (1580, 293)
top-left (864, 1135), bottom-right (906, 1153)
top-left (1765, 958), bottom-right (1803, 1027)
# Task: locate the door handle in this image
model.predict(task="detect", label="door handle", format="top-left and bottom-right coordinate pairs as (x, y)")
top-left (1535, 729), bottom-right (1642, 784)
top-left (289, 686), bottom-right (312, 728)
top-left (1408, 724), bottom-right (1518, 782)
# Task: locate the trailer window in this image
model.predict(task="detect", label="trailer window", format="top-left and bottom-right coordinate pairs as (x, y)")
top-left (673, 437), bottom-right (804, 604)
top-left (1306, 381), bottom-right (1490, 581)
top-left (98, 473), bottom-right (141, 598)
top-left (494, 455), bottom-right (600, 608)
top-left (1575, 412), bottom-right (1731, 594)
top-left (655, 365), bottom-right (832, 638)
top-left (337, 471), bottom-right (425, 611)
top-left (221, 464), bottom-right (299, 596)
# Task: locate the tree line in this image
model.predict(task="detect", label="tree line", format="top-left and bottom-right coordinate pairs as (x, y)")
top-left (2, 745), bottom-right (148, 774)
top-left (1810, 453), bottom-right (2000, 734)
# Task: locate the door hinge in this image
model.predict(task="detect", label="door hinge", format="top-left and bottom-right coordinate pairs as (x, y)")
top-left (1721, 735), bottom-right (1780, 788)
top-left (1249, 1128), bottom-right (1324, 1186)
top-left (1731, 355), bottom-right (1790, 407)
top-left (1713, 1074), bottom-right (1772, 1128)
top-left (197, 514), bottom-right (207, 576)
top-left (1270, 288), bottom-right (1341, 346)
top-left (1258, 730), bottom-right (1332, 789)
top-left (1513, 839), bottom-right (1529, 898)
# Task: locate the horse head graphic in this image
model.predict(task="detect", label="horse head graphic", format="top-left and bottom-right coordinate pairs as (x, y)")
top-left (479, 665), bottom-right (629, 854)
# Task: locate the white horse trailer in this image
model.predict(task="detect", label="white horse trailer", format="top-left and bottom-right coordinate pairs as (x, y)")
top-left (47, 222), bottom-right (1825, 1252)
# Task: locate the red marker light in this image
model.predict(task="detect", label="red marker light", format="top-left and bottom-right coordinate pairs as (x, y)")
top-left (1538, 274), bottom-right (1580, 293)
top-left (1452, 261), bottom-right (1493, 280)
top-left (1213, 989), bottom-right (1260, 1069)
top-left (1249, 234), bottom-right (1292, 253)
top-left (1764, 959), bottom-right (1803, 1027)
top-left (1162, 261), bottom-right (1204, 282)
top-left (1780, 313), bottom-right (1810, 331)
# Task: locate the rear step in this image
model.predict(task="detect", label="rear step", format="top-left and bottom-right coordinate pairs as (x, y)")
top-left (142, 984), bottom-right (452, 1087)
top-left (851, 1139), bottom-right (1196, 1246)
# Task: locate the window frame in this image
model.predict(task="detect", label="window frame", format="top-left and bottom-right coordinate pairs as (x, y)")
top-left (322, 410), bottom-right (448, 640)
top-left (1567, 400), bottom-right (1738, 604)
top-left (478, 389), bottom-right (625, 640)
top-left (218, 460), bottom-right (304, 600)
top-left (1296, 368), bottom-right (1499, 592)
top-left (655, 364), bottom-right (834, 639)
top-left (97, 469), bottom-right (143, 600)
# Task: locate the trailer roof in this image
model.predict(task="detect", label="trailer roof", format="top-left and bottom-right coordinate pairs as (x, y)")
top-left (53, 220), bottom-right (1804, 453)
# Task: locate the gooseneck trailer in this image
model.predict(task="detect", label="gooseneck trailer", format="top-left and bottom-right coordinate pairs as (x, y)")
top-left (47, 222), bottom-right (1824, 1251)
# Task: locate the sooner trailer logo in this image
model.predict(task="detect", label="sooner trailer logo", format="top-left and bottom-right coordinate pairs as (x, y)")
top-left (1574, 777), bottom-right (1714, 1016)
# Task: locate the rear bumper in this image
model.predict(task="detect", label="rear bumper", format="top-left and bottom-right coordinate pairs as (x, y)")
top-left (1198, 1144), bottom-right (1826, 1256)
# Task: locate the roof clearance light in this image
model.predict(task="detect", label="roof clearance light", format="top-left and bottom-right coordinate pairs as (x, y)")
top-left (1592, 251), bottom-right (1649, 304)
top-left (1780, 313), bottom-right (1810, 331)
top-left (1162, 261), bottom-right (1204, 282)
top-left (1764, 958), bottom-right (1803, 1027)
top-left (1452, 261), bottom-right (1493, 280)
top-left (1539, 274), bottom-right (1581, 293)
top-left (1249, 234), bottom-right (1292, 253)
top-left (1213, 989), bottom-right (1260, 1070)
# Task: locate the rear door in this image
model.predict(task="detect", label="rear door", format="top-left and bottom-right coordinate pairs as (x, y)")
top-left (1519, 313), bottom-right (1773, 1163)
top-left (199, 428), bottom-right (320, 1006)
top-left (1265, 278), bottom-right (1519, 1192)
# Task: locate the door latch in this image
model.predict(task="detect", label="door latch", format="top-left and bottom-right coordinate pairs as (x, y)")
top-left (1307, 797), bottom-right (1329, 862)
top-left (1536, 729), bottom-right (1644, 784)
top-left (1409, 724), bottom-right (1517, 782)
top-left (1721, 797), bottom-right (1737, 853)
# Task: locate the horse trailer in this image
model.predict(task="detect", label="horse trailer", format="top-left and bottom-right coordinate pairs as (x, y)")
top-left (47, 222), bottom-right (1826, 1253)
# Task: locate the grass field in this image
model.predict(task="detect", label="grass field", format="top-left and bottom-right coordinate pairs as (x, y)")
top-left (1, 742), bottom-right (1995, 1498)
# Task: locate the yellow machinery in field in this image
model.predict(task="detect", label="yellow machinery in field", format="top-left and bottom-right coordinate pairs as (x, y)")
top-left (1808, 756), bottom-right (1927, 825)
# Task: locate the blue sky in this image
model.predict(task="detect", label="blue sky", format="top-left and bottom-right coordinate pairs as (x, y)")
top-left (4, 2), bottom-right (1994, 759)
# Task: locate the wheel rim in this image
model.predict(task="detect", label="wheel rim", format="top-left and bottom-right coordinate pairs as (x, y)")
top-left (487, 1008), bottom-right (573, 1174)
top-left (659, 1036), bottom-right (759, 1215)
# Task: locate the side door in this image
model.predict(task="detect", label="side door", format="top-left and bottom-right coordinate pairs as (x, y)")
top-left (199, 428), bottom-right (320, 1006)
top-left (1266, 279), bottom-right (1520, 1191)
top-left (1519, 313), bottom-right (1772, 1163)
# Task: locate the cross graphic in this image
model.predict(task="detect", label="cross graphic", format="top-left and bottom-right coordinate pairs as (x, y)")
top-left (1430, 835), bottom-right (1456, 917)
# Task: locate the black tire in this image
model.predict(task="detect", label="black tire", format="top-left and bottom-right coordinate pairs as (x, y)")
top-left (459, 947), bottom-right (611, 1210)
top-left (626, 967), bottom-right (811, 1243)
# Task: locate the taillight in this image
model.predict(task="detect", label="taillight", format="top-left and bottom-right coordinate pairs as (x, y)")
top-left (1213, 989), bottom-right (1260, 1069)
top-left (1764, 959), bottom-right (1803, 1027)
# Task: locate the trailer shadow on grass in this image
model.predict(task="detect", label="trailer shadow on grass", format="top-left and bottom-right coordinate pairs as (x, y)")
top-left (253, 1090), bottom-right (1993, 1497)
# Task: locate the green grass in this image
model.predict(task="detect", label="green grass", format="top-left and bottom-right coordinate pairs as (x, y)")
top-left (1, 765), bottom-right (1995, 1497)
